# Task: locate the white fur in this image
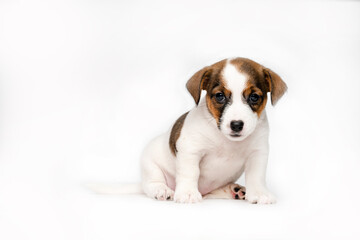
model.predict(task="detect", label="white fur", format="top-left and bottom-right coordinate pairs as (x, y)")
top-left (140, 61), bottom-right (276, 204)
top-left (220, 62), bottom-right (259, 141)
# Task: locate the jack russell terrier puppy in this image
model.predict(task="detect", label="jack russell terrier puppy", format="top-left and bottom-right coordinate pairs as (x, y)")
top-left (141, 57), bottom-right (287, 204)
top-left (88, 57), bottom-right (287, 204)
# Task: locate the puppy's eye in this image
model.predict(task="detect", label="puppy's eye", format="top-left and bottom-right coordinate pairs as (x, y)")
top-left (249, 93), bottom-right (260, 103)
top-left (215, 92), bottom-right (226, 103)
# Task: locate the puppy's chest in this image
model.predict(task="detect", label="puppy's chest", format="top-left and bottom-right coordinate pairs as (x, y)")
top-left (200, 144), bottom-right (248, 176)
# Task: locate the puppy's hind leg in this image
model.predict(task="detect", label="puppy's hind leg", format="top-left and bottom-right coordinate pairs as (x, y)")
top-left (141, 158), bottom-right (174, 201)
top-left (204, 183), bottom-right (246, 200)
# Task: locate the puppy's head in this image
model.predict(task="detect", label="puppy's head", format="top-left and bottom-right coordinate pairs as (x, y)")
top-left (186, 58), bottom-right (287, 141)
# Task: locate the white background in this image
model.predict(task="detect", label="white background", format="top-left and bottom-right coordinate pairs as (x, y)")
top-left (1, 0), bottom-right (360, 239)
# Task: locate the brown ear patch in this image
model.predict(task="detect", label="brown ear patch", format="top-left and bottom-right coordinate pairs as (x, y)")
top-left (169, 111), bottom-right (189, 155)
top-left (186, 59), bottom-right (227, 105)
top-left (263, 68), bottom-right (287, 105)
top-left (186, 68), bottom-right (211, 105)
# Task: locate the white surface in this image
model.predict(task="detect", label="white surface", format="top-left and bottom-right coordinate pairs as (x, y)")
top-left (1, 0), bottom-right (360, 239)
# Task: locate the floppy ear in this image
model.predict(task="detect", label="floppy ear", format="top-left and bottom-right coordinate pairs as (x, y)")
top-left (186, 66), bottom-right (212, 105)
top-left (263, 68), bottom-right (287, 105)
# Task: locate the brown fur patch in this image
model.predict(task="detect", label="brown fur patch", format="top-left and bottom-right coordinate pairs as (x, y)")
top-left (169, 112), bottom-right (189, 155)
top-left (263, 68), bottom-right (287, 105)
top-left (230, 58), bottom-right (287, 106)
top-left (229, 58), bottom-right (271, 117)
top-left (195, 60), bottom-right (231, 126)
top-left (205, 82), bottom-right (231, 125)
top-left (186, 59), bottom-right (227, 105)
top-left (243, 82), bottom-right (268, 117)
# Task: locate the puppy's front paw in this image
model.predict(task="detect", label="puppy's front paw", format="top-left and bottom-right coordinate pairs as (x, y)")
top-left (246, 189), bottom-right (276, 204)
top-left (145, 183), bottom-right (174, 201)
top-left (174, 188), bottom-right (202, 203)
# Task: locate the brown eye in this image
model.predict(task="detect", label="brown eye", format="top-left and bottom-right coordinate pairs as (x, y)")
top-left (249, 93), bottom-right (260, 103)
top-left (215, 92), bottom-right (226, 104)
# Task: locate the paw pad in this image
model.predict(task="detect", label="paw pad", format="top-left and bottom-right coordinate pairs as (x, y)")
top-left (231, 184), bottom-right (246, 200)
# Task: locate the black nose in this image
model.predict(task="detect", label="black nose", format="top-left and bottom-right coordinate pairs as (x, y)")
top-left (230, 120), bottom-right (244, 132)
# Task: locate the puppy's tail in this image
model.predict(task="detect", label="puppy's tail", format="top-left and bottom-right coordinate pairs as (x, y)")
top-left (84, 182), bottom-right (143, 195)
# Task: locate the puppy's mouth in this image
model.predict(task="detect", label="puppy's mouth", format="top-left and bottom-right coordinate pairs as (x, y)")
top-left (230, 133), bottom-right (242, 138)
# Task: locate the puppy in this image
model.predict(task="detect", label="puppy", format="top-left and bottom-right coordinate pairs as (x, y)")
top-left (141, 57), bottom-right (287, 204)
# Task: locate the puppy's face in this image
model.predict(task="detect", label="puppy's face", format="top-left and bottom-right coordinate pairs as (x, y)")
top-left (186, 58), bottom-right (287, 141)
top-left (206, 60), bottom-right (268, 141)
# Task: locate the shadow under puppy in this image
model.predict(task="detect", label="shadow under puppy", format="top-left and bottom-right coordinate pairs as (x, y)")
top-left (141, 57), bottom-right (287, 204)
